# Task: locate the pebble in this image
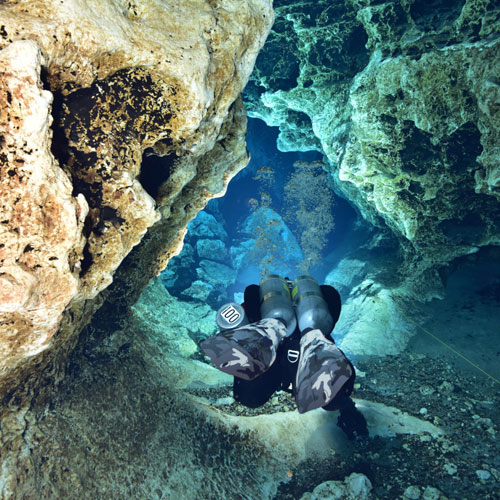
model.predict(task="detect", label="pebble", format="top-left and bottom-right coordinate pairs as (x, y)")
top-left (403, 485), bottom-right (421, 499)
top-left (419, 385), bottom-right (435, 396)
top-left (444, 463), bottom-right (457, 475)
top-left (438, 381), bottom-right (453, 393)
top-left (346, 473), bottom-right (372, 500)
top-left (422, 486), bottom-right (441, 500)
top-left (419, 408), bottom-right (428, 415)
top-left (476, 469), bottom-right (491, 480)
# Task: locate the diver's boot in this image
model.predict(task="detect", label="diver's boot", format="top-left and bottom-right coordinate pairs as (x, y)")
top-left (295, 329), bottom-right (354, 413)
top-left (337, 397), bottom-right (369, 446)
top-left (200, 318), bottom-right (287, 380)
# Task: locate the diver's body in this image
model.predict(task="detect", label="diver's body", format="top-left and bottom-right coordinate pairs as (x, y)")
top-left (201, 275), bottom-right (369, 443)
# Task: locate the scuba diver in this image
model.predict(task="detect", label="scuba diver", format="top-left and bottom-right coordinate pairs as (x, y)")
top-left (200, 275), bottom-right (369, 444)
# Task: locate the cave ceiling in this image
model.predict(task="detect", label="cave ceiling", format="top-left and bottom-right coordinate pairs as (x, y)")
top-left (244, 0), bottom-right (500, 268)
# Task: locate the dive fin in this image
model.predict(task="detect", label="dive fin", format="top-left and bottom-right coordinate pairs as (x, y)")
top-left (200, 317), bottom-right (287, 380)
top-left (295, 329), bottom-right (354, 413)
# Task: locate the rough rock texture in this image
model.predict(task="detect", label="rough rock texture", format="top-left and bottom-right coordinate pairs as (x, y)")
top-left (245, 0), bottom-right (500, 273)
top-left (0, 40), bottom-right (88, 382)
top-left (0, 0), bottom-right (272, 392)
top-left (160, 209), bottom-right (235, 304)
top-left (132, 277), bottom-right (217, 358)
top-left (231, 206), bottom-right (304, 277)
top-left (0, 0), bottom-right (273, 496)
top-left (299, 473), bottom-right (373, 500)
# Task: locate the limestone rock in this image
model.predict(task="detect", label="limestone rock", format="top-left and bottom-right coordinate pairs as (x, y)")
top-left (335, 280), bottom-right (415, 355)
top-left (196, 238), bottom-right (228, 261)
top-left (244, 0), bottom-right (500, 271)
top-left (230, 238), bottom-right (256, 269)
top-left (299, 473), bottom-right (373, 500)
top-left (325, 257), bottom-right (368, 299)
top-left (342, 39), bottom-right (500, 263)
top-left (160, 242), bottom-right (196, 288)
top-left (422, 487), bottom-right (441, 500)
top-left (196, 259), bottom-right (237, 289)
top-left (0, 0), bottom-right (272, 399)
top-left (404, 485), bottom-right (422, 500)
top-left (230, 206), bottom-right (303, 276)
top-left (0, 40), bottom-right (87, 381)
top-left (188, 211), bottom-right (228, 240)
top-left (182, 280), bottom-right (215, 302)
top-left (131, 277), bottom-right (216, 357)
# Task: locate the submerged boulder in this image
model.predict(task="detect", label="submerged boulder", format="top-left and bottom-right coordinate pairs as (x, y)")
top-left (196, 238), bottom-right (228, 261)
top-left (335, 280), bottom-right (415, 356)
top-left (196, 259), bottom-right (238, 289)
top-left (300, 473), bottom-right (373, 500)
top-left (230, 206), bottom-right (304, 277)
top-left (188, 211), bottom-right (228, 241)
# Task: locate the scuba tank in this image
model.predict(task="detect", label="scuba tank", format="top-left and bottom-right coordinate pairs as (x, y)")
top-left (259, 275), bottom-right (297, 336)
top-left (292, 275), bottom-right (333, 335)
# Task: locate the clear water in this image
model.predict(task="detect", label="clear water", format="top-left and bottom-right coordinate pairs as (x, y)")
top-left (159, 116), bottom-right (500, 500)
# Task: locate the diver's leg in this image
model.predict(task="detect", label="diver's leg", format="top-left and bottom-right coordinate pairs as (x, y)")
top-left (295, 329), bottom-right (354, 413)
top-left (200, 317), bottom-right (288, 381)
top-left (325, 396), bottom-right (369, 444)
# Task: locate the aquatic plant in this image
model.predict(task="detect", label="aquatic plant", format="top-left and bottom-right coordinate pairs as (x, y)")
top-left (253, 165), bottom-right (275, 190)
top-left (284, 160), bottom-right (335, 273)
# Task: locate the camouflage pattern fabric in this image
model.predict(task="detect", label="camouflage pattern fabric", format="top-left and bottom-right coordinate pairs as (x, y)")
top-left (295, 329), bottom-right (354, 414)
top-left (200, 318), bottom-right (287, 381)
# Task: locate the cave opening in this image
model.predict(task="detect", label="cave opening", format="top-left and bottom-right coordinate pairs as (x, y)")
top-left (161, 117), bottom-right (361, 308)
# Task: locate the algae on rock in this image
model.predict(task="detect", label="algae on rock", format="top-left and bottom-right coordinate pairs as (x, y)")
top-left (0, 0), bottom-right (274, 497)
top-left (245, 0), bottom-right (500, 276)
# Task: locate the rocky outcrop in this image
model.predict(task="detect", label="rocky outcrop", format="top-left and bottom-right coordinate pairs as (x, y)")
top-left (161, 210), bottom-right (234, 304)
top-left (162, 204), bottom-right (304, 305)
top-left (245, 0), bottom-right (500, 273)
top-left (0, 41), bottom-right (88, 384)
top-left (231, 206), bottom-right (304, 277)
top-left (0, 0), bottom-right (272, 396)
top-left (0, 0), bottom-right (273, 496)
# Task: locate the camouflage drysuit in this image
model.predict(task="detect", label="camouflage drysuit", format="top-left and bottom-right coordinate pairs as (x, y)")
top-left (201, 284), bottom-right (355, 414)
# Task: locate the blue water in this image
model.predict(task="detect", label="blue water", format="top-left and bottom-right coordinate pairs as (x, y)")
top-left (163, 117), bottom-right (360, 303)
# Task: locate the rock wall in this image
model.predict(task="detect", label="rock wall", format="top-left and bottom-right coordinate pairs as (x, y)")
top-left (245, 0), bottom-right (500, 272)
top-left (0, 0), bottom-right (272, 397)
top-left (0, 0), bottom-right (273, 495)
top-left (0, 41), bottom-right (88, 389)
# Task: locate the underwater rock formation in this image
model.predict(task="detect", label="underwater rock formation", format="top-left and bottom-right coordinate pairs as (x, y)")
top-left (0, 0), bottom-right (273, 496)
top-left (161, 210), bottom-right (235, 304)
top-left (0, 40), bottom-right (88, 383)
top-left (231, 206), bottom-right (304, 277)
top-left (245, 0), bottom-right (500, 275)
top-left (0, 0), bottom-right (272, 394)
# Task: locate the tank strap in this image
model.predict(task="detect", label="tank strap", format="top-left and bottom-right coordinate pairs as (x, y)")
top-left (292, 290), bottom-right (324, 303)
top-left (262, 289), bottom-right (290, 302)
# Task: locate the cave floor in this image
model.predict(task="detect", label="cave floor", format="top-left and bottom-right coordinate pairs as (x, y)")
top-left (408, 261), bottom-right (500, 383)
top-left (187, 352), bottom-right (500, 500)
